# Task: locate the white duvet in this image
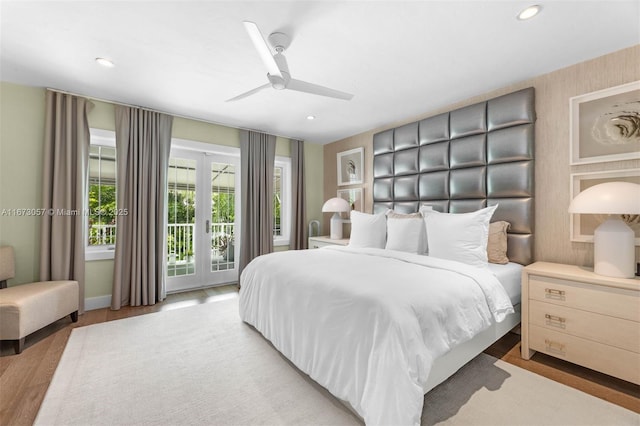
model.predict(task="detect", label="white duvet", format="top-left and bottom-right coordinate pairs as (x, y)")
top-left (239, 246), bottom-right (514, 425)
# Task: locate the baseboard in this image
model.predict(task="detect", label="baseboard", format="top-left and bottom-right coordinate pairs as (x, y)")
top-left (85, 295), bottom-right (111, 311)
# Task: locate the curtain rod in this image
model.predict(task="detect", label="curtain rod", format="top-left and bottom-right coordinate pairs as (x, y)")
top-left (46, 87), bottom-right (303, 142)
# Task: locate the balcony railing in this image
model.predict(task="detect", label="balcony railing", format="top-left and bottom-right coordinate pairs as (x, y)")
top-left (88, 224), bottom-right (116, 246)
top-left (89, 222), bottom-right (237, 276)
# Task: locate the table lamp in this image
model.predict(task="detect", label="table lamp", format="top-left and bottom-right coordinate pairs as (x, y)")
top-left (568, 181), bottom-right (640, 278)
top-left (322, 197), bottom-right (351, 239)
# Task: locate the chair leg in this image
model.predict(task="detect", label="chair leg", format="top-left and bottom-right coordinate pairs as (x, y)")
top-left (14, 338), bottom-right (25, 354)
top-left (70, 311), bottom-right (78, 323)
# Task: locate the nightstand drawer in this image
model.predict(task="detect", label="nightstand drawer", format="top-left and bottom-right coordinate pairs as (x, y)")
top-left (529, 275), bottom-right (640, 322)
top-left (529, 300), bottom-right (640, 353)
top-left (529, 325), bottom-right (640, 385)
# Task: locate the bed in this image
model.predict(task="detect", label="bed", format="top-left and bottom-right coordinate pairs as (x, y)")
top-left (239, 87), bottom-right (535, 425)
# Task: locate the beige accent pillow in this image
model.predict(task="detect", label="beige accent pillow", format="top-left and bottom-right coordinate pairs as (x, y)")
top-left (487, 221), bottom-right (510, 264)
top-left (386, 211), bottom-right (422, 219)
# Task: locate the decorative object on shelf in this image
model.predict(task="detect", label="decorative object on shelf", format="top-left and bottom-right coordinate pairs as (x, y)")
top-left (570, 169), bottom-right (640, 245)
top-left (322, 197), bottom-right (351, 239)
top-left (570, 80), bottom-right (640, 165)
top-left (337, 147), bottom-right (364, 186)
top-left (568, 181), bottom-right (640, 278)
top-left (337, 187), bottom-right (363, 211)
top-left (308, 220), bottom-right (320, 238)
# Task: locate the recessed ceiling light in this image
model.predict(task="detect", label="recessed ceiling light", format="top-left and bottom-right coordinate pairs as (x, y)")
top-left (95, 57), bottom-right (115, 68)
top-left (306, 115), bottom-right (316, 120)
top-left (517, 5), bottom-right (542, 20)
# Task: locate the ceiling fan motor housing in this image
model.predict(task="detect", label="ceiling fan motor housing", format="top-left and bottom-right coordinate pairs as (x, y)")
top-left (269, 53), bottom-right (290, 89)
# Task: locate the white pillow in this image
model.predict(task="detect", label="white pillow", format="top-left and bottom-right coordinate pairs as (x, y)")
top-left (418, 204), bottom-right (438, 253)
top-left (419, 204), bottom-right (435, 215)
top-left (349, 210), bottom-right (387, 249)
top-left (423, 205), bottom-right (498, 267)
top-left (385, 211), bottom-right (426, 254)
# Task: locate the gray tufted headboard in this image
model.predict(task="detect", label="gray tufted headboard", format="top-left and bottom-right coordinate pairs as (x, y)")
top-left (372, 88), bottom-right (535, 265)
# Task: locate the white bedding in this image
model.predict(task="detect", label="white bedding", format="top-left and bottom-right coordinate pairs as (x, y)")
top-left (238, 246), bottom-right (514, 426)
top-left (487, 262), bottom-right (523, 305)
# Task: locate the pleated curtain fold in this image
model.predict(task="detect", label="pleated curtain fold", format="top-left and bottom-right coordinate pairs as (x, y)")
top-left (239, 130), bottom-right (276, 279)
top-left (40, 90), bottom-right (93, 314)
top-left (111, 106), bottom-right (173, 310)
top-left (290, 139), bottom-right (307, 250)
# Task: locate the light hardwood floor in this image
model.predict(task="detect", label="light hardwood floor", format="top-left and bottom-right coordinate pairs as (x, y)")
top-left (1, 286), bottom-right (638, 425)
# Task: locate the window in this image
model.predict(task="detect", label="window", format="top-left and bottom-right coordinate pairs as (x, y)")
top-left (86, 129), bottom-right (117, 260)
top-left (273, 156), bottom-right (291, 246)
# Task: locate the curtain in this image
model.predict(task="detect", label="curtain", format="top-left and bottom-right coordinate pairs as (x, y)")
top-left (40, 90), bottom-right (93, 314)
top-left (111, 106), bottom-right (173, 310)
top-left (290, 139), bottom-right (307, 249)
top-left (239, 130), bottom-right (276, 279)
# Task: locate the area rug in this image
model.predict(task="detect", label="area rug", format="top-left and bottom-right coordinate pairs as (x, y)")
top-left (36, 298), bottom-right (639, 425)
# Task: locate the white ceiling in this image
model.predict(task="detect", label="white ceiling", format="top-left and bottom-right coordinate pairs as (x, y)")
top-left (1, 1), bottom-right (638, 144)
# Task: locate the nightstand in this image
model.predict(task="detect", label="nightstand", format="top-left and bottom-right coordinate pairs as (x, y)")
top-left (521, 261), bottom-right (640, 384)
top-left (308, 236), bottom-right (349, 249)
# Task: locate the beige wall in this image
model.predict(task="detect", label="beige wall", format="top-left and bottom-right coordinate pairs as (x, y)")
top-left (324, 45), bottom-right (640, 267)
top-left (0, 82), bottom-right (324, 299)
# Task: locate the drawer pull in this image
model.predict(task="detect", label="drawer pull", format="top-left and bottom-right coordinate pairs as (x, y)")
top-left (544, 314), bottom-right (566, 323)
top-left (544, 288), bottom-right (566, 300)
top-left (544, 339), bottom-right (566, 354)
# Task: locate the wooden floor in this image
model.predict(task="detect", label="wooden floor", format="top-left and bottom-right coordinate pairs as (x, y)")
top-left (1, 286), bottom-right (638, 425)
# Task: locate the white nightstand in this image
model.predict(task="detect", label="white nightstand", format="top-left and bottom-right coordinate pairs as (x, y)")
top-left (308, 236), bottom-right (349, 249)
top-left (521, 261), bottom-right (640, 384)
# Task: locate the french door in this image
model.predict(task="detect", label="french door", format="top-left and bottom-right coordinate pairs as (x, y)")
top-left (166, 146), bottom-right (240, 293)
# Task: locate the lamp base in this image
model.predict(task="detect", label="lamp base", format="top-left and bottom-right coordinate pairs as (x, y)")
top-left (594, 217), bottom-right (635, 279)
top-left (329, 212), bottom-right (343, 240)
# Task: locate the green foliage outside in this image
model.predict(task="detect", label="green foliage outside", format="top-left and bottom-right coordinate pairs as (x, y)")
top-left (89, 185), bottom-right (245, 260)
top-left (88, 184), bottom-right (117, 245)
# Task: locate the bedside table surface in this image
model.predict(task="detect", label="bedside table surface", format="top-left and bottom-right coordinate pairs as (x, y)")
top-left (308, 236), bottom-right (349, 246)
top-left (525, 261), bottom-right (640, 291)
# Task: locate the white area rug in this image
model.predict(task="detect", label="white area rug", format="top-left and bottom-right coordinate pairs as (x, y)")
top-left (36, 298), bottom-right (639, 425)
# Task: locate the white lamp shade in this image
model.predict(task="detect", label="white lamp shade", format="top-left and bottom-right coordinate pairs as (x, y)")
top-left (322, 197), bottom-right (351, 213)
top-left (568, 181), bottom-right (640, 279)
top-left (568, 182), bottom-right (640, 214)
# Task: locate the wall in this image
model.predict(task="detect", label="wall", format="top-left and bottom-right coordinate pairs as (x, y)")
top-left (324, 45), bottom-right (640, 267)
top-left (0, 82), bottom-right (324, 300)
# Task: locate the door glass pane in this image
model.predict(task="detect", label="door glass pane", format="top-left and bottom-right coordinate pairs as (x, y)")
top-left (167, 157), bottom-right (196, 277)
top-left (211, 162), bottom-right (235, 272)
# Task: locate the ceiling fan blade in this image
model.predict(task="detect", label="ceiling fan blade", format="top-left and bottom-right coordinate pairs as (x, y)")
top-left (226, 83), bottom-right (271, 102)
top-left (243, 21), bottom-right (282, 78)
top-left (287, 79), bottom-right (353, 101)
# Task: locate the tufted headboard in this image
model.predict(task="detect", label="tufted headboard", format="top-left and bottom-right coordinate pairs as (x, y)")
top-left (372, 88), bottom-right (535, 265)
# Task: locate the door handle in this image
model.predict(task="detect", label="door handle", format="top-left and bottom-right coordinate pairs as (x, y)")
top-left (206, 220), bottom-right (210, 234)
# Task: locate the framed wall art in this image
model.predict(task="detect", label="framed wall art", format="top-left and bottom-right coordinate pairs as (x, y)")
top-left (337, 147), bottom-right (364, 186)
top-left (570, 168), bottom-right (640, 245)
top-left (337, 188), bottom-right (363, 213)
top-left (570, 80), bottom-right (640, 165)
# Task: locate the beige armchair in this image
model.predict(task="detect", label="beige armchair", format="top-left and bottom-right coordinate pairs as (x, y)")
top-left (0, 246), bottom-right (79, 354)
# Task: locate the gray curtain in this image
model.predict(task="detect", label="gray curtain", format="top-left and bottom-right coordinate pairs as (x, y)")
top-left (239, 130), bottom-right (276, 279)
top-left (290, 139), bottom-right (307, 250)
top-left (40, 90), bottom-right (93, 314)
top-left (112, 106), bottom-right (173, 310)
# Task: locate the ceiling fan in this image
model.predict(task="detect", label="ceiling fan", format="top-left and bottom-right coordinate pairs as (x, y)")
top-left (227, 21), bottom-right (354, 102)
